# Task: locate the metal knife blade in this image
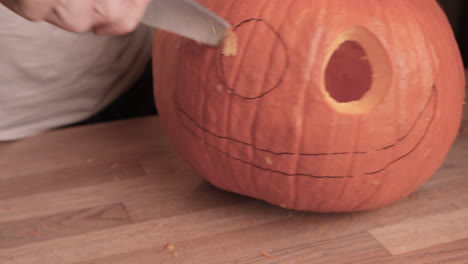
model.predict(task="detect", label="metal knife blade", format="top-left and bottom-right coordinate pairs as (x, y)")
top-left (141, 0), bottom-right (231, 46)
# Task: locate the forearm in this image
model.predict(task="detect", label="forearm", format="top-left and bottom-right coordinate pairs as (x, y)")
top-left (0, 0), bottom-right (151, 35)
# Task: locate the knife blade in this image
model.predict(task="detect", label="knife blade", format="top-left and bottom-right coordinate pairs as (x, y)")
top-left (141, 0), bottom-right (231, 46)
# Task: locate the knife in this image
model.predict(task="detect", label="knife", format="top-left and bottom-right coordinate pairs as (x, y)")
top-left (141, 0), bottom-right (231, 46)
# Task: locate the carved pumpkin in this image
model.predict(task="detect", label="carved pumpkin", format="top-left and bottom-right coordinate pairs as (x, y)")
top-left (152, 0), bottom-right (465, 212)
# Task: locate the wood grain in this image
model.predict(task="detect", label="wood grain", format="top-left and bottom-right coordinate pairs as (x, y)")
top-left (357, 237), bottom-right (468, 264)
top-left (0, 159), bottom-right (145, 200)
top-left (0, 203), bottom-right (131, 249)
top-left (124, 154), bottom-right (249, 221)
top-left (0, 179), bottom-right (148, 224)
top-left (78, 231), bottom-right (389, 264)
top-left (370, 208), bottom-right (468, 255)
top-left (0, 202), bottom-right (290, 264)
top-left (0, 74), bottom-right (466, 264)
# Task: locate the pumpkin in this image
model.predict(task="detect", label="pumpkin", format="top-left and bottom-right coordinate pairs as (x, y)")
top-left (152, 0), bottom-right (465, 212)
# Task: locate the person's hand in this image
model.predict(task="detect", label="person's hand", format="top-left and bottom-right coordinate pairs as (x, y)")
top-left (0, 0), bottom-right (151, 35)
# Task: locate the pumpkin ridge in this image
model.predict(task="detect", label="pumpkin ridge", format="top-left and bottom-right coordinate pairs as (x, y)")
top-left (223, 0), bottom-right (271, 199)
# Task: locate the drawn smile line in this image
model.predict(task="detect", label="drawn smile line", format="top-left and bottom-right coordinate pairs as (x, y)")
top-left (174, 85), bottom-right (437, 178)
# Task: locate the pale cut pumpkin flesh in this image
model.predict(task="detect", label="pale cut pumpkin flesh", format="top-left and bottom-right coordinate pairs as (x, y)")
top-left (222, 30), bottom-right (238, 56)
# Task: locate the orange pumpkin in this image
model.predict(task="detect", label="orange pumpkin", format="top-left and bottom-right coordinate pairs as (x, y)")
top-left (152, 0), bottom-right (465, 212)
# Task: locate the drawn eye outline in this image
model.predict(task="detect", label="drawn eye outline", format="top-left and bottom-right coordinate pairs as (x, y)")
top-left (215, 18), bottom-right (290, 101)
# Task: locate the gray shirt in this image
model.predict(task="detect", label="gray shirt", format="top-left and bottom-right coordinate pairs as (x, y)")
top-left (0, 6), bottom-right (152, 141)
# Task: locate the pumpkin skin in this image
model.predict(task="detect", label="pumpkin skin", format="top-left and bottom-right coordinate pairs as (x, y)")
top-left (152, 0), bottom-right (465, 212)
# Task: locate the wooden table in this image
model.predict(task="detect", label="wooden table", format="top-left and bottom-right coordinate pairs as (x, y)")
top-left (0, 90), bottom-right (467, 264)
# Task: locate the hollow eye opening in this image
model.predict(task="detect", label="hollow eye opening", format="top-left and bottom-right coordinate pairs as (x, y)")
top-left (322, 27), bottom-right (392, 114)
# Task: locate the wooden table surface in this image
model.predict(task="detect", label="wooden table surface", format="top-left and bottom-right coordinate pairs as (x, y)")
top-left (1, 88), bottom-right (467, 264)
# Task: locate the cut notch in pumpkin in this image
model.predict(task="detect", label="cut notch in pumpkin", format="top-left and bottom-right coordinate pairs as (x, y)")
top-left (322, 26), bottom-right (392, 115)
top-left (222, 30), bottom-right (238, 56)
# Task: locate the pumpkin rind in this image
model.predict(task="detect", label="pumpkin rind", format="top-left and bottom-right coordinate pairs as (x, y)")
top-left (152, 0), bottom-right (465, 212)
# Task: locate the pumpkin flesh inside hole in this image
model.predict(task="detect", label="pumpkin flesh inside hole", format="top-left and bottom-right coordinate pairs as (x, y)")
top-left (325, 41), bottom-right (373, 103)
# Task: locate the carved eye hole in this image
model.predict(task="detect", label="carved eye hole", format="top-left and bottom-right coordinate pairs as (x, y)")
top-left (322, 26), bottom-right (392, 114)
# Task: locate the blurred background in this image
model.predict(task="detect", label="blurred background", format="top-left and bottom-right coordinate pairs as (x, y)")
top-left (438, 0), bottom-right (467, 66)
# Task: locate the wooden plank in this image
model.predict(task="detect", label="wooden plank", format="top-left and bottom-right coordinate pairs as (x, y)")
top-left (1, 150), bottom-right (467, 262)
top-left (0, 203), bottom-right (131, 249)
top-left (71, 173), bottom-right (468, 264)
top-left (0, 159), bottom-right (145, 200)
top-left (0, 150), bottom-right (202, 224)
top-left (75, 177), bottom-right (468, 264)
top-left (369, 208), bottom-right (468, 255)
top-left (124, 181), bottom-right (248, 221)
top-left (77, 218), bottom-right (390, 264)
top-left (0, 117), bottom-right (166, 181)
top-left (0, 151), bottom-right (248, 225)
top-left (0, 202), bottom-right (290, 264)
top-left (0, 179), bottom-right (148, 224)
top-left (124, 154), bottom-right (248, 221)
top-left (353, 237), bottom-right (468, 264)
top-left (78, 231), bottom-right (389, 264)
top-left (218, 232), bottom-right (387, 264)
